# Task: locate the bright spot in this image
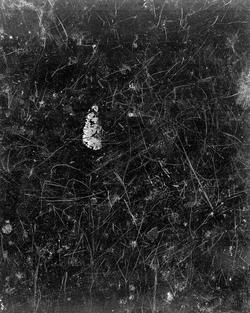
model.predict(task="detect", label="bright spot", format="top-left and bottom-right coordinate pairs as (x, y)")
top-left (2, 221), bottom-right (13, 234)
top-left (205, 230), bottom-right (212, 238)
top-left (130, 240), bottom-right (137, 249)
top-left (132, 42), bottom-right (138, 48)
top-left (0, 298), bottom-right (6, 311)
top-left (119, 298), bottom-right (127, 305)
top-left (129, 82), bottom-right (138, 91)
top-left (15, 272), bottom-right (24, 280)
top-left (129, 284), bottom-right (136, 292)
top-left (229, 246), bottom-right (233, 256)
top-left (165, 291), bottom-right (174, 303)
top-left (82, 105), bottom-right (102, 150)
top-left (127, 112), bottom-right (139, 117)
top-left (129, 294), bottom-right (134, 300)
top-left (109, 193), bottom-right (120, 207)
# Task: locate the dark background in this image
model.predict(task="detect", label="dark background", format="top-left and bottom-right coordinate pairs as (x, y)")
top-left (0, 0), bottom-right (250, 312)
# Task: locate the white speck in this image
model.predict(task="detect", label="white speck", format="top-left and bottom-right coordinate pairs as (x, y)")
top-left (9, 35), bottom-right (13, 39)
top-left (109, 194), bottom-right (120, 207)
top-left (0, 297), bottom-right (6, 311)
top-left (15, 272), bottom-right (24, 280)
top-left (165, 291), bottom-right (174, 303)
top-left (82, 105), bottom-right (102, 150)
top-left (90, 197), bottom-right (98, 205)
top-left (129, 284), bottom-right (136, 292)
top-left (205, 230), bottom-right (212, 238)
top-left (2, 221), bottom-right (13, 234)
top-left (132, 42), bottom-right (138, 48)
top-left (129, 82), bottom-right (138, 91)
top-left (129, 294), bottom-right (135, 300)
top-left (229, 245), bottom-right (233, 256)
top-left (127, 111), bottom-right (139, 117)
top-left (119, 298), bottom-right (127, 305)
top-left (23, 230), bottom-right (28, 238)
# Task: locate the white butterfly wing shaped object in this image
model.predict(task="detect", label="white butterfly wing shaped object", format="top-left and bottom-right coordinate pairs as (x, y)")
top-left (82, 105), bottom-right (102, 150)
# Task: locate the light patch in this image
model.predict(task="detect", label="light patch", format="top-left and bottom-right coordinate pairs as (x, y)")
top-left (82, 105), bottom-right (102, 150)
top-left (0, 297), bottom-right (6, 311)
top-left (2, 221), bottom-right (12, 234)
top-left (127, 111), bottom-right (139, 118)
top-left (237, 70), bottom-right (250, 109)
top-left (165, 291), bottom-right (174, 304)
top-left (15, 272), bottom-right (24, 280)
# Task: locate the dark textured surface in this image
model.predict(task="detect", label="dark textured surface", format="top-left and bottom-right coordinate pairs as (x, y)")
top-left (0, 0), bottom-right (250, 312)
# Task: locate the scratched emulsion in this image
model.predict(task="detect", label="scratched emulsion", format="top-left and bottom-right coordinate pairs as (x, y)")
top-left (1, 1), bottom-right (250, 313)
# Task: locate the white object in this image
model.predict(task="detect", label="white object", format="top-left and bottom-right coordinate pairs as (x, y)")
top-left (165, 291), bottom-right (174, 303)
top-left (82, 105), bottom-right (102, 150)
top-left (2, 221), bottom-right (12, 234)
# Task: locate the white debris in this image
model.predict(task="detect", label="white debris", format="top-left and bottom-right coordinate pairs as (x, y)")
top-left (82, 105), bottom-right (102, 150)
top-left (129, 284), bottom-right (136, 292)
top-left (2, 221), bottom-right (13, 234)
top-left (119, 298), bottom-right (127, 305)
top-left (15, 272), bottom-right (24, 280)
top-left (129, 294), bottom-right (135, 300)
top-left (165, 291), bottom-right (174, 303)
top-left (0, 297), bottom-right (6, 311)
top-left (127, 111), bottom-right (139, 118)
top-left (129, 82), bottom-right (138, 91)
top-left (229, 245), bottom-right (233, 256)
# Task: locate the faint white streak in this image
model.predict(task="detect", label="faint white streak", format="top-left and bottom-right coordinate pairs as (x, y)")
top-left (237, 70), bottom-right (250, 109)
